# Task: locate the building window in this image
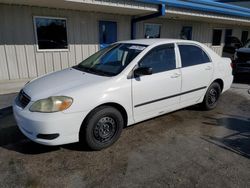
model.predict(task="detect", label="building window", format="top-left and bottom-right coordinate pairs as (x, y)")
top-left (144, 24), bottom-right (161, 39)
top-left (241, 31), bottom-right (249, 44)
top-left (99, 21), bottom-right (117, 49)
top-left (224, 29), bottom-right (232, 45)
top-left (212, 29), bottom-right (223, 46)
top-left (34, 16), bottom-right (68, 50)
top-left (180, 26), bottom-right (192, 40)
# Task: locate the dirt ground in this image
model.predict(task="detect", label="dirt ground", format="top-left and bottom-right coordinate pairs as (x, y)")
top-left (0, 83), bottom-right (249, 188)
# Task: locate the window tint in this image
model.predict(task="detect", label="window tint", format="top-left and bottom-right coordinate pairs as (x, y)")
top-left (34, 17), bottom-right (68, 50)
top-left (212, 29), bottom-right (222, 46)
top-left (144, 24), bottom-right (161, 39)
top-left (179, 45), bottom-right (210, 67)
top-left (140, 44), bottom-right (176, 74)
top-left (224, 36), bottom-right (242, 48)
top-left (77, 44), bottom-right (147, 76)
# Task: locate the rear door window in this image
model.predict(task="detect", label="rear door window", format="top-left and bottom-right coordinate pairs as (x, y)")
top-left (178, 45), bottom-right (211, 68)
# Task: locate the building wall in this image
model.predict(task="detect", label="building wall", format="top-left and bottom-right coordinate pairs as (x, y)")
top-left (136, 18), bottom-right (250, 55)
top-left (0, 3), bottom-right (250, 93)
top-left (0, 4), bottom-right (131, 83)
top-left (137, 19), bottom-right (218, 51)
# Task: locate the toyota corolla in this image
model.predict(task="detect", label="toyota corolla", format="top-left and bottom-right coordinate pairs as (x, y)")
top-left (13, 39), bottom-right (233, 150)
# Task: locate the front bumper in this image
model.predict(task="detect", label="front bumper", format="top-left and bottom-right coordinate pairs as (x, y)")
top-left (13, 98), bottom-right (87, 146)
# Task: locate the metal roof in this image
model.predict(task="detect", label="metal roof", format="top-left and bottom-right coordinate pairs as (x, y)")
top-left (137, 0), bottom-right (250, 18)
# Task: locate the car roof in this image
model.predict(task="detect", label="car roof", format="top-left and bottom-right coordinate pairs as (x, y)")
top-left (118, 38), bottom-right (198, 46)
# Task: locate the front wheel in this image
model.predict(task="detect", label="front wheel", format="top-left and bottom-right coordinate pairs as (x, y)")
top-left (80, 106), bottom-right (124, 150)
top-left (201, 82), bottom-right (221, 110)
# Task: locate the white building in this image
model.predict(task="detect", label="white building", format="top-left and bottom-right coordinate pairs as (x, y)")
top-left (0, 0), bottom-right (250, 94)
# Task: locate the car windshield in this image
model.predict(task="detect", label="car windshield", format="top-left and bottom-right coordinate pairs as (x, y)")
top-left (244, 40), bottom-right (250, 48)
top-left (75, 43), bottom-right (147, 76)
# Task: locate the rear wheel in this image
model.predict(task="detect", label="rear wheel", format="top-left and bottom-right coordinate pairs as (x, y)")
top-left (80, 106), bottom-right (124, 150)
top-left (201, 82), bottom-right (221, 110)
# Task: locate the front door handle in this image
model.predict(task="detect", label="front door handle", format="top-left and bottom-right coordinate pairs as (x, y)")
top-left (171, 73), bottom-right (181, 78)
top-left (205, 66), bottom-right (212, 70)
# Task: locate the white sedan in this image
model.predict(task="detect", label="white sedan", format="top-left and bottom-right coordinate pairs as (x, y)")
top-left (13, 39), bottom-right (233, 150)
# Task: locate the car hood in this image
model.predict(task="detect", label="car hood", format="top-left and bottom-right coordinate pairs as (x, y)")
top-left (236, 48), bottom-right (250, 53)
top-left (23, 68), bottom-right (110, 101)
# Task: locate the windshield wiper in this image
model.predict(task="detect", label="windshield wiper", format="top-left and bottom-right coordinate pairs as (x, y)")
top-left (93, 70), bottom-right (113, 77)
top-left (74, 65), bottom-right (112, 77)
top-left (74, 65), bottom-right (92, 73)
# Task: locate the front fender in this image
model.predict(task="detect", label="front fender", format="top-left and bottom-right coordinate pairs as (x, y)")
top-left (62, 79), bottom-right (134, 125)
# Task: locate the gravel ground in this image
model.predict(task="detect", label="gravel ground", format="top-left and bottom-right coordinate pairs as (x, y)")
top-left (0, 83), bottom-right (249, 188)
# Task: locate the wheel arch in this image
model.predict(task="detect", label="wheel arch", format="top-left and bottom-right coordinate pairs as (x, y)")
top-left (212, 78), bottom-right (224, 91)
top-left (80, 102), bottom-right (128, 132)
top-left (199, 78), bottom-right (224, 104)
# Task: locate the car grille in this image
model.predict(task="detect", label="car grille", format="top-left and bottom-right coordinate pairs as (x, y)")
top-left (237, 52), bottom-right (250, 62)
top-left (18, 90), bottom-right (31, 108)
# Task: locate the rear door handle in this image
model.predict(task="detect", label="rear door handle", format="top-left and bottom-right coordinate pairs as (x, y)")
top-left (171, 73), bottom-right (181, 78)
top-left (205, 66), bottom-right (212, 70)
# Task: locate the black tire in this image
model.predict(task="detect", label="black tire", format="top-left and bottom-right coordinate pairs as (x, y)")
top-left (80, 106), bottom-right (124, 150)
top-left (201, 82), bottom-right (221, 110)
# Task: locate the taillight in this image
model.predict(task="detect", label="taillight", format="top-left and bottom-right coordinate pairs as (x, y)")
top-left (231, 62), bottom-right (236, 69)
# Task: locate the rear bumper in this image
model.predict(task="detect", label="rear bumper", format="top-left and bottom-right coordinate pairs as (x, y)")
top-left (13, 98), bottom-right (87, 146)
top-left (222, 75), bottom-right (233, 93)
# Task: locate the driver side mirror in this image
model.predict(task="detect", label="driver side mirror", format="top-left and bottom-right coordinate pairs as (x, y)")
top-left (134, 67), bottom-right (153, 77)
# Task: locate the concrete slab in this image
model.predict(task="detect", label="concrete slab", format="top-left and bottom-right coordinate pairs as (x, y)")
top-left (0, 83), bottom-right (249, 187)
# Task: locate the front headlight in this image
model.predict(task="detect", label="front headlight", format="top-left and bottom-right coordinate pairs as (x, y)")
top-left (29, 96), bottom-right (73, 113)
